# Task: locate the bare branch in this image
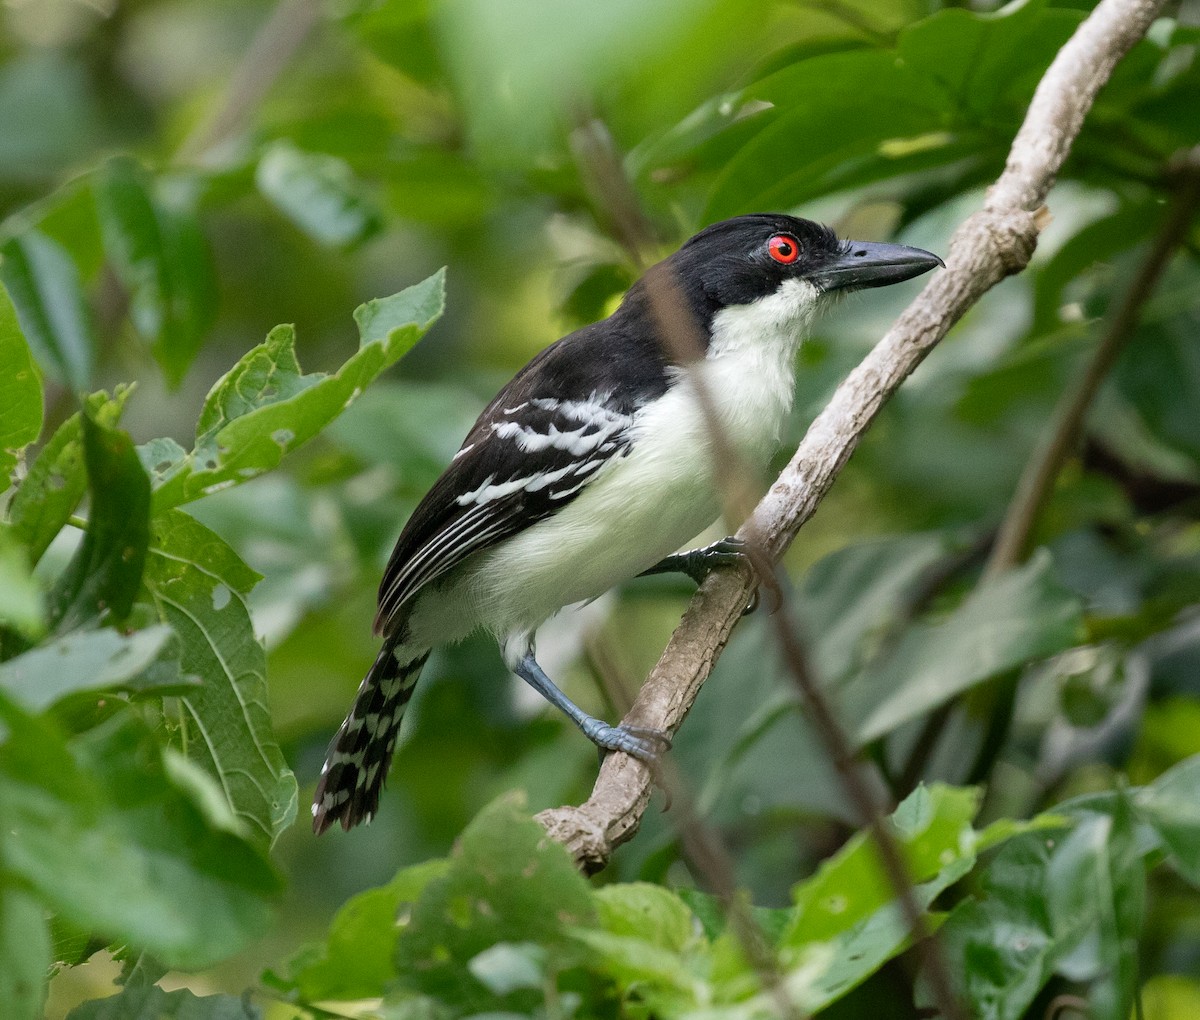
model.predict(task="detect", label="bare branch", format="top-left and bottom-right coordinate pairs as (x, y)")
top-left (539, 0), bottom-right (1168, 870)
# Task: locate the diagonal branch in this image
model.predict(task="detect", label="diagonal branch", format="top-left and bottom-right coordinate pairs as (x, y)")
top-left (538, 0), bottom-right (1168, 873)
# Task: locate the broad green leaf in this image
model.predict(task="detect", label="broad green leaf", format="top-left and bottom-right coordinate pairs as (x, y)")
top-left (93, 158), bottom-right (217, 388)
top-left (0, 281), bottom-right (41, 493)
top-left (0, 525), bottom-right (43, 639)
top-left (1045, 801), bottom-right (1143, 1020)
top-left (394, 795), bottom-right (594, 1012)
top-left (896, 3), bottom-right (1082, 121)
top-left (594, 882), bottom-right (700, 954)
top-left (0, 231), bottom-right (95, 390)
top-left (780, 784), bottom-right (981, 949)
top-left (797, 531), bottom-right (954, 684)
top-left (68, 983), bottom-right (261, 1019)
top-left (7, 387), bottom-right (131, 564)
top-left (281, 859), bottom-right (451, 1002)
top-left (141, 510), bottom-right (296, 846)
top-left (146, 269), bottom-right (445, 511)
top-left (849, 551), bottom-right (1085, 745)
top-left (256, 141), bottom-right (382, 247)
top-left (0, 624), bottom-right (189, 713)
top-left (0, 885), bottom-right (50, 1020)
top-left (705, 1), bottom-right (1082, 218)
top-left (1135, 754), bottom-right (1200, 885)
top-left (48, 415), bottom-right (150, 634)
top-left (705, 49), bottom-right (946, 218)
top-left (0, 701), bottom-right (280, 970)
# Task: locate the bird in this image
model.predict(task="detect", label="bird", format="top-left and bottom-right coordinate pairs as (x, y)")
top-left (313, 212), bottom-right (942, 834)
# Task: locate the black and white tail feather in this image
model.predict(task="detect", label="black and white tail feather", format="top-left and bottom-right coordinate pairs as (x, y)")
top-left (313, 639), bottom-right (428, 833)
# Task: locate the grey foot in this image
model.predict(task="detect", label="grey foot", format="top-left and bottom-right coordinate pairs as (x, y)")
top-left (583, 719), bottom-right (672, 763)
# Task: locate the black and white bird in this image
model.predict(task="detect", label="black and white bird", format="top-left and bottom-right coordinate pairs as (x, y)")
top-left (313, 213), bottom-right (942, 833)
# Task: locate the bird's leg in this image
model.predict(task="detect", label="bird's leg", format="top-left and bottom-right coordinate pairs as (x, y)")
top-left (512, 651), bottom-right (671, 763)
top-left (638, 536), bottom-right (751, 585)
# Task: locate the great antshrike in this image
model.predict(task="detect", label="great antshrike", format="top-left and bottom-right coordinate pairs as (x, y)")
top-left (314, 213), bottom-right (942, 834)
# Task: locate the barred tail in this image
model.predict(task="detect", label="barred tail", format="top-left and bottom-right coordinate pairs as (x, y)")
top-left (312, 639), bottom-right (429, 834)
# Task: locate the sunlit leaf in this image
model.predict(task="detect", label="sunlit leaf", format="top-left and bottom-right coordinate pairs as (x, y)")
top-left (146, 269), bottom-right (445, 511)
top-left (0, 525), bottom-right (43, 639)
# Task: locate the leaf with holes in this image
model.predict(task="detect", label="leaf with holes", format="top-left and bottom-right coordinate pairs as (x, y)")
top-left (146, 269), bottom-right (444, 511)
top-left (140, 510), bottom-right (296, 847)
top-left (7, 387), bottom-right (131, 565)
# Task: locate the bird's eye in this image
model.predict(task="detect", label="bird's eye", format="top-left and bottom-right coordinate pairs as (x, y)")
top-left (767, 234), bottom-right (800, 264)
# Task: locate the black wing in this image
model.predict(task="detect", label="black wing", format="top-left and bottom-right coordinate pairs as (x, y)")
top-left (373, 312), bottom-right (668, 636)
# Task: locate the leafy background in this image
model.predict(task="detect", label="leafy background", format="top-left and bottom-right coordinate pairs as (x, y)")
top-left (0, 0), bottom-right (1199, 1017)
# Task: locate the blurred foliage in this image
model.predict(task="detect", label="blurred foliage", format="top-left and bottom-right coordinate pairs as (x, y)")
top-left (0, 0), bottom-right (1198, 1017)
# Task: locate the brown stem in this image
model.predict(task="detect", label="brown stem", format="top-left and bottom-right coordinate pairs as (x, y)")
top-left (174, 0), bottom-right (322, 165)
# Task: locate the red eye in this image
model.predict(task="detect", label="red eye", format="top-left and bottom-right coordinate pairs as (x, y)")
top-left (768, 234), bottom-right (799, 264)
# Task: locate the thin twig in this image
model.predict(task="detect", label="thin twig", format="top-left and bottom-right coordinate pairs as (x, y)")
top-left (174, 0), bottom-right (322, 165)
top-left (984, 144), bottom-right (1200, 578)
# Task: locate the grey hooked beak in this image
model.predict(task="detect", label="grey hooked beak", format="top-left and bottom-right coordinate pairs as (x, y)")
top-left (812, 240), bottom-right (944, 292)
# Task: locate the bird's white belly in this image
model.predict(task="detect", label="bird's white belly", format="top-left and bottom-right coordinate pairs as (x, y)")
top-left (416, 357), bottom-right (794, 645)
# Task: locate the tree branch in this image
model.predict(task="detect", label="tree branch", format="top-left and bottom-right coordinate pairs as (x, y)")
top-left (538, 0), bottom-right (1168, 873)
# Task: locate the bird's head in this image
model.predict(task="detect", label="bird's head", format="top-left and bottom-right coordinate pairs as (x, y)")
top-left (648, 213), bottom-right (943, 353)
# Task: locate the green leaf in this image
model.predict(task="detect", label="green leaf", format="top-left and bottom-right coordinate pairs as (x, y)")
top-left (0, 702), bottom-right (281, 971)
top-left (68, 984), bottom-right (261, 1020)
top-left (93, 158), bottom-right (217, 388)
top-left (849, 551), bottom-right (1085, 745)
top-left (0, 281), bottom-right (41, 494)
top-left (281, 859), bottom-right (450, 1002)
top-left (256, 141), bottom-right (382, 247)
top-left (393, 795), bottom-right (594, 1012)
top-left (0, 624), bottom-right (189, 713)
top-left (1135, 754), bottom-right (1200, 885)
top-left (141, 510), bottom-right (296, 846)
top-left (48, 415), bottom-right (150, 633)
top-left (705, 49), bottom-right (946, 218)
top-left (0, 885), bottom-right (50, 1020)
top-left (146, 269), bottom-right (445, 511)
top-left (7, 387), bottom-right (131, 565)
top-left (781, 784), bottom-right (981, 950)
top-left (0, 525), bottom-right (43, 639)
top-left (0, 230), bottom-right (95, 390)
top-left (704, 1), bottom-right (1082, 218)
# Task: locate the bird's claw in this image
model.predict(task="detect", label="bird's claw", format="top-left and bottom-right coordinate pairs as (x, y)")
top-left (590, 721), bottom-right (671, 764)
